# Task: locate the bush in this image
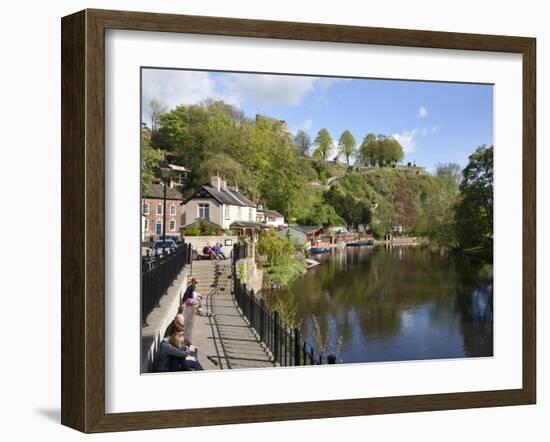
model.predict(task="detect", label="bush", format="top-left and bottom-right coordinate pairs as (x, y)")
top-left (258, 229), bottom-right (295, 265)
top-left (183, 226), bottom-right (201, 236)
top-left (264, 256), bottom-right (307, 287)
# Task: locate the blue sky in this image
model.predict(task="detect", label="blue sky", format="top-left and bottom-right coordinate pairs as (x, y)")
top-left (142, 68), bottom-right (493, 173)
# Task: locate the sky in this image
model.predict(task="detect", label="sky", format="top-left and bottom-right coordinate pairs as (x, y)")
top-left (141, 68), bottom-right (493, 173)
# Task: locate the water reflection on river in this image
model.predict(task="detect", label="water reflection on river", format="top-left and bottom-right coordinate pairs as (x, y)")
top-left (265, 245), bottom-right (493, 364)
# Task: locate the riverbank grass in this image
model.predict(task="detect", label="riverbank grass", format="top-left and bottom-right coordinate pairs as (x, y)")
top-left (263, 257), bottom-right (307, 288)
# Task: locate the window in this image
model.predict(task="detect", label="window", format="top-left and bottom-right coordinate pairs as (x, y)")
top-left (156, 220), bottom-right (162, 235)
top-left (249, 208), bottom-right (253, 221)
top-left (169, 220), bottom-right (176, 231)
top-left (156, 204), bottom-right (163, 215)
top-left (198, 203), bottom-right (209, 219)
top-left (144, 219), bottom-right (149, 231)
top-left (170, 204), bottom-right (176, 216)
top-left (142, 202), bottom-right (149, 215)
top-left (225, 205), bottom-right (230, 220)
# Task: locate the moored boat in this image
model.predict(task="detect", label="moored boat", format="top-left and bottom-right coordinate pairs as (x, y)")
top-left (309, 247), bottom-right (331, 254)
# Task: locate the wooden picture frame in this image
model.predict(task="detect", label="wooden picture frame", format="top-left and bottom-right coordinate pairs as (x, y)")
top-left (61, 8), bottom-right (536, 433)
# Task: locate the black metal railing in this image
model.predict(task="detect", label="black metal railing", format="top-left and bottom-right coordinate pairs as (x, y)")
top-left (141, 243), bottom-right (192, 325)
top-left (232, 242), bottom-right (249, 261)
top-left (232, 244), bottom-right (336, 366)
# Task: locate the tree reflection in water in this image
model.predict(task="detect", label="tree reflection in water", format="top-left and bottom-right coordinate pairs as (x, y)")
top-left (265, 245), bottom-right (493, 363)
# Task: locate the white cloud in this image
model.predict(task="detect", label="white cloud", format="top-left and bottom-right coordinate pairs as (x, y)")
top-left (392, 129), bottom-right (419, 154)
top-left (417, 105), bottom-right (429, 118)
top-left (141, 69), bottom-right (218, 122)
top-left (142, 69), bottom-right (341, 123)
top-left (220, 73), bottom-right (319, 107)
top-left (392, 125), bottom-right (440, 154)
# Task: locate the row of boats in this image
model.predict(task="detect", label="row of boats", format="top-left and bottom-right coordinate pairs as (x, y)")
top-left (309, 239), bottom-right (376, 255)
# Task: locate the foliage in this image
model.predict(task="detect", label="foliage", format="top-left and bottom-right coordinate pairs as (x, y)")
top-left (455, 145), bottom-right (493, 249)
top-left (182, 226), bottom-right (201, 236)
top-left (270, 296), bottom-right (302, 329)
top-left (148, 99), bottom-right (168, 132)
top-left (293, 130), bottom-right (311, 155)
top-left (311, 314), bottom-right (343, 358)
top-left (337, 130), bottom-right (357, 166)
top-left (237, 262), bottom-right (247, 281)
top-left (312, 128), bottom-right (334, 161)
top-left (141, 123), bottom-right (164, 193)
top-left (258, 229), bottom-right (295, 265)
top-left (263, 257), bottom-right (307, 288)
top-left (326, 184), bottom-right (372, 228)
top-left (143, 98), bottom-right (491, 254)
top-left (183, 219), bottom-right (224, 236)
top-left (435, 162), bottom-right (462, 187)
top-left (355, 133), bottom-right (404, 167)
top-left (356, 133), bottom-right (377, 166)
top-left (296, 202), bottom-right (346, 227)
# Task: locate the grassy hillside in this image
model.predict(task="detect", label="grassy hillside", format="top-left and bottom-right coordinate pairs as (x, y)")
top-left (327, 167), bottom-right (446, 238)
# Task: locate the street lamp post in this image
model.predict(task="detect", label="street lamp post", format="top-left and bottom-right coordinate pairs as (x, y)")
top-left (160, 162), bottom-right (171, 251)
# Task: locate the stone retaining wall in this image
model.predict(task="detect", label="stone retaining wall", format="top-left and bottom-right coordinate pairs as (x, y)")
top-left (141, 269), bottom-right (189, 373)
top-left (236, 257), bottom-right (263, 293)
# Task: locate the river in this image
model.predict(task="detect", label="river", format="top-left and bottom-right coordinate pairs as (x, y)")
top-left (265, 245), bottom-right (493, 364)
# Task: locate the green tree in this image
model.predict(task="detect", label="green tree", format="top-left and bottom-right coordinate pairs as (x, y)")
top-left (312, 128), bottom-right (334, 161)
top-left (293, 130), bottom-right (311, 155)
top-left (154, 105), bottom-right (189, 151)
top-left (435, 162), bottom-right (462, 187)
top-left (297, 202), bottom-right (346, 227)
top-left (378, 136), bottom-right (404, 166)
top-left (337, 130), bottom-right (357, 166)
top-left (455, 145), bottom-right (494, 248)
top-left (149, 98), bottom-right (168, 132)
top-left (258, 229), bottom-right (295, 265)
top-left (357, 133), bottom-right (377, 166)
top-left (141, 123), bottom-right (164, 193)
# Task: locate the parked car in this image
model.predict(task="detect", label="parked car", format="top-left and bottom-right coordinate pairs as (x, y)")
top-left (152, 239), bottom-right (178, 257)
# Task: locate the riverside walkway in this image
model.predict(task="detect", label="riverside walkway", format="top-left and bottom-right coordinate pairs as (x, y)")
top-left (189, 260), bottom-right (275, 370)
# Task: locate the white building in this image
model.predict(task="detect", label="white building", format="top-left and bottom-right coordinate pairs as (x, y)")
top-left (181, 176), bottom-right (258, 230)
top-left (257, 208), bottom-right (286, 228)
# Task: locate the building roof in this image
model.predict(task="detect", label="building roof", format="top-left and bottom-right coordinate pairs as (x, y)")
top-left (143, 183), bottom-right (184, 200)
top-left (230, 221), bottom-right (269, 229)
top-left (262, 209), bottom-right (284, 218)
top-left (286, 225), bottom-right (322, 235)
top-left (183, 183), bottom-right (256, 207)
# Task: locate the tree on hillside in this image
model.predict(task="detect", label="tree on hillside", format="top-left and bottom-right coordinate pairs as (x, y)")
top-left (149, 99), bottom-right (168, 132)
top-left (338, 130), bottom-right (357, 166)
top-left (293, 130), bottom-right (311, 155)
top-left (455, 145), bottom-right (494, 248)
top-left (141, 123), bottom-right (164, 193)
top-left (356, 134), bottom-right (403, 167)
top-left (357, 133), bottom-right (377, 166)
top-left (379, 136), bottom-right (404, 166)
top-left (313, 128), bottom-right (334, 161)
top-left (326, 185), bottom-right (372, 229)
top-left (435, 163), bottom-right (462, 187)
top-left (153, 105), bottom-right (189, 151)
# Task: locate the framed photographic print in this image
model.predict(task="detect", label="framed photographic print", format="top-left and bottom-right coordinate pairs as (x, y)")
top-left (61, 9), bottom-right (536, 433)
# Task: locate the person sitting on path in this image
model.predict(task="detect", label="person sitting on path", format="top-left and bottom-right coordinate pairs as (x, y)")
top-left (213, 243), bottom-right (227, 260)
top-left (180, 278), bottom-right (212, 317)
top-left (155, 328), bottom-right (196, 372)
top-left (203, 243), bottom-right (218, 260)
top-left (182, 278), bottom-right (198, 302)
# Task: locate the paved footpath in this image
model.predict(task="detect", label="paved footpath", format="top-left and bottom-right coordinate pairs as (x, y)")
top-left (189, 260), bottom-right (275, 370)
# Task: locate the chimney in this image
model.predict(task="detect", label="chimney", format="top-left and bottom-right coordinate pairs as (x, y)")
top-left (221, 177), bottom-right (227, 191)
top-left (210, 176), bottom-right (221, 191)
